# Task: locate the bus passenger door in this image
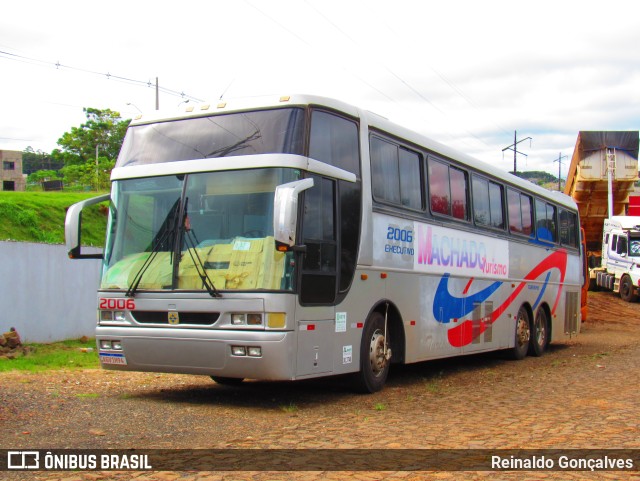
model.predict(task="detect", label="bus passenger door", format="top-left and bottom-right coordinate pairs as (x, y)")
top-left (296, 175), bottom-right (338, 376)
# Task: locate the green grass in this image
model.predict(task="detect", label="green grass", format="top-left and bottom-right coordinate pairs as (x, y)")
top-left (0, 338), bottom-right (100, 372)
top-left (0, 191), bottom-right (108, 246)
top-left (279, 402), bottom-right (299, 413)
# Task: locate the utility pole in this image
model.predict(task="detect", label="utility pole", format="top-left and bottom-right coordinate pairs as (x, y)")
top-left (155, 77), bottom-right (159, 110)
top-left (553, 152), bottom-right (568, 191)
top-left (502, 130), bottom-right (532, 174)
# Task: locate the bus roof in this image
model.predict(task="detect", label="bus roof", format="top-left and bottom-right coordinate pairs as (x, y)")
top-left (128, 93), bottom-right (577, 210)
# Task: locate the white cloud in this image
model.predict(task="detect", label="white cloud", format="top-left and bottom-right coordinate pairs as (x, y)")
top-left (1, 0), bottom-right (639, 177)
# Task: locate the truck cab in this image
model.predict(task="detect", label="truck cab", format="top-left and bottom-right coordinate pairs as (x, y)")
top-left (597, 217), bottom-right (640, 301)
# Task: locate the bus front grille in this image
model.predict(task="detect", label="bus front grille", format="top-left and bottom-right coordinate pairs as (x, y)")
top-left (132, 311), bottom-right (220, 326)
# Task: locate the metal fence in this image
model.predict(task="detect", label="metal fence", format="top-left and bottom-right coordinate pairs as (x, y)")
top-left (0, 241), bottom-right (101, 342)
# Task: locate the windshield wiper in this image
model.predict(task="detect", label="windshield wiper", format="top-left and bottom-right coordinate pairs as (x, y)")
top-left (180, 199), bottom-right (221, 298)
top-left (126, 199), bottom-right (181, 297)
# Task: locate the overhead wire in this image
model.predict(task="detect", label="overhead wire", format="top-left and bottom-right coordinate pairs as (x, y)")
top-left (300, 0), bottom-right (489, 149)
top-left (0, 49), bottom-right (204, 102)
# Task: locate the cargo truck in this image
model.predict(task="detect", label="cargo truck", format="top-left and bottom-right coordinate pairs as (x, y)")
top-left (593, 216), bottom-right (640, 301)
top-left (564, 131), bottom-right (640, 302)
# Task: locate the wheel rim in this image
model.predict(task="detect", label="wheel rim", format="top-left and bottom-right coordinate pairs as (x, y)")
top-left (621, 278), bottom-right (630, 298)
top-left (369, 329), bottom-right (387, 377)
top-left (534, 311), bottom-right (546, 347)
top-left (516, 311), bottom-right (530, 348)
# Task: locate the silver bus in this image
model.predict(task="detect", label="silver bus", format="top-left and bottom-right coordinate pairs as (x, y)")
top-left (66, 94), bottom-right (582, 392)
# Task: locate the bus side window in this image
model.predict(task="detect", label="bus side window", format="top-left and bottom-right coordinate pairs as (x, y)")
top-left (428, 158), bottom-right (468, 220)
top-left (309, 110), bottom-right (360, 175)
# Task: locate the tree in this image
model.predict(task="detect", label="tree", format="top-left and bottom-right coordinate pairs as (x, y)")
top-left (48, 107), bottom-right (129, 190)
top-left (54, 108), bottom-right (129, 166)
top-left (27, 169), bottom-right (61, 184)
top-left (22, 146), bottom-right (63, 174)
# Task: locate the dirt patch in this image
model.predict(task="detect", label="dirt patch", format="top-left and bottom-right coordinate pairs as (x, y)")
top-left (1, 290), bottom-right (639, 479)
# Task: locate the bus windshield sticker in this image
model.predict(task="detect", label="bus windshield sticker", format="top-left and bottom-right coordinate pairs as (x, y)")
top-left (233, 240), bottom-right (251, 251)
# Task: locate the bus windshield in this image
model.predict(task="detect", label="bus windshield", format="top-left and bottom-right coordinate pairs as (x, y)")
top-left (116, 108), bottom-right (305, 167)
top-left (101, 168), bottom-right (301, 293)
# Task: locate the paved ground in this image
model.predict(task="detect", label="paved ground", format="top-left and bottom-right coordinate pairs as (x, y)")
top-left (2, 291), bottom-right (640, 480)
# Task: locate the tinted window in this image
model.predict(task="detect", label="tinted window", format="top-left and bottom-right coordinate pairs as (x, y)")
top-left (559, 209), bottom-right (578, 247)
top-left (309, 110), bottom-right (360, 175)
top-left (473, 176), bottom-right (490, 225)
top-left (429, 159), bottom-right (468, 220)
top-left (522, 195), bottom-right (533, 235)
top-left (428, 160), bottom-right (450, 215)
top-left (117, 108), bottom-right (306, 167)
top-left (536, 199), bottom-right (557, 243)
top-left (371, 137), bottom-right (400, 204)
top-left (508, 188), bottom-right (533, 236)
top-left (370, 135), bottom-right (422, 209)
top-left (301, 175), bottom-right (337, 305)
top-left (399, 148), bottom-right (422, 209)
top-left (488, 182), bottom-right (504, 228)
top-left (450, 168), bottom-right (468, 220)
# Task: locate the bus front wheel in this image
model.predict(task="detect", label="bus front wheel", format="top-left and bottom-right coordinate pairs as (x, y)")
top-left (354, 312), bottom-right (391, 393)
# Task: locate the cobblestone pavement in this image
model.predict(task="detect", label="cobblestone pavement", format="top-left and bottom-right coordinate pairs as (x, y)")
top-left (2, 292), bottom-right (640, 480)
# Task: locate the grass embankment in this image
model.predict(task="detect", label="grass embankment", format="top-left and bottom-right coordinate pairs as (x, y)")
top-left (0, 338), bottom-right (100, 372)
top-left (0, 191), bottom-right (108, 246)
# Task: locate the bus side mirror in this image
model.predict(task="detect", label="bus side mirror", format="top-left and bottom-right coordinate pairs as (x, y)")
top-left (65, 194), bottom-right (110, 259)
top-left (273, 178), bottom-right (314, 248)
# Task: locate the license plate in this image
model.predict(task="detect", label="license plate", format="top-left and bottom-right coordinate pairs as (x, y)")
top-left (99, 352), bottom-right (128, 365)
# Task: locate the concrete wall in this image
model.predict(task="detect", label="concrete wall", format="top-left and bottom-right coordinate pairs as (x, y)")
top-left (0, 241), bottom-right (102, 342)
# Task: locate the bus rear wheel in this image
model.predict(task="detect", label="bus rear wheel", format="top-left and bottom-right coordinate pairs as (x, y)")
top-left (528, 307), bottom-right (548, 357)
top-left (354, 312), bottom-right (391, 393)
top-left (508, 306), bottom-right (530, 360)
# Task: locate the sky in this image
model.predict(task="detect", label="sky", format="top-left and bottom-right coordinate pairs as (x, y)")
top-left (1, 0), bottom-right (639, 178)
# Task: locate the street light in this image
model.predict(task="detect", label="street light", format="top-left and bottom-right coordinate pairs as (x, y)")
top-left (126, 102), bottom-right (142, 113)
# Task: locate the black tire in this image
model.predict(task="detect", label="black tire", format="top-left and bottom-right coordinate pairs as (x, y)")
top-left (620, 275), bottom-right (638, 302)
top-left (354, 312), bottom-right (391, 393)
top-left (508, 306), bottom-right (530, 360)
top-left (528, 307), bottom-right (549, 357)
top-left (211, 376), bottom-right (244, 385)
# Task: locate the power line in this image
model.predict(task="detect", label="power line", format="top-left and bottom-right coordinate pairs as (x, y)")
top-left (0, 50), bottom-right (204, 102)
top-left (299, 1), bottom-right (489, 149)
top-left (553, 152), bottom-right (568, 191)
top-left (502, 130), bottom-right (532, 174)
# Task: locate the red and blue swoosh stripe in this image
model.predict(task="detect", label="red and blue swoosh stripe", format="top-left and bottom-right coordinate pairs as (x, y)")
top-left (432, 249), bottom-right (568, 347)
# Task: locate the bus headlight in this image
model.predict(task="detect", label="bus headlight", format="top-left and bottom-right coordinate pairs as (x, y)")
top-left (99, 340), bottom-right (112, 350)
top-left (247, 347), bottom-right (262, 357)
top-left (231, 313), bottom-right (263, 326)
top-left (231, 346), bottom-right (247, 356)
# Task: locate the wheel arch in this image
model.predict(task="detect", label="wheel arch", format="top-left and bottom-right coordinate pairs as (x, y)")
top-left (367, 299), bottom-right (406, 364)
top-left (519, 302), bottom-right (534, 329)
